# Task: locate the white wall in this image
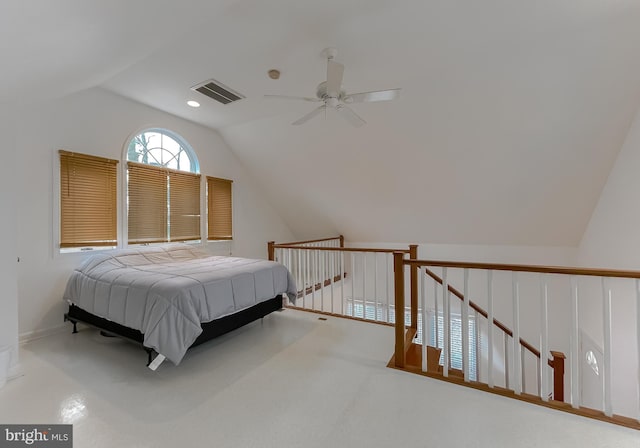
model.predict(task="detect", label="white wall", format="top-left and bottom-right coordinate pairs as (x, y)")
top-left (575, 104), bottom-right (640, 419)
top-left (15, 88), bottom-right (294, 339)
top-left (0, 105), bottom-right (20, 378)
top-left (577, 104), bottom-right (640, 269)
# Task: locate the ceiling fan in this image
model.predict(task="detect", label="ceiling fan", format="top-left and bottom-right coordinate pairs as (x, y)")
top-left (265, 48), bottom-right (401, 127)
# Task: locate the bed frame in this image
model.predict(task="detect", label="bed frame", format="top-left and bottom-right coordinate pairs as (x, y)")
top-left (64, 295), bottom-right (285, 367)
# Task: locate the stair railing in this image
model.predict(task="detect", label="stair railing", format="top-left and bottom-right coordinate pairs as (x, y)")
top-left (393, 253), bottom-right (640, 426)
top-left (268, 237), bottom-right (414, 325)
top-left (423, 267), bottom-right (564, 399)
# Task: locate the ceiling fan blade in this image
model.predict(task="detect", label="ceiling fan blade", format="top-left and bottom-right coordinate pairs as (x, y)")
top-left (264, 94), bottom-right (320, 102)
top-left (344, 88), bottom-right (401, 104)
top-left (326, 59), bottom-right (344, 96)
top-left (292, 105), bottom-right (326, 126)
top-left (336, 105), bottom-right (366, 127)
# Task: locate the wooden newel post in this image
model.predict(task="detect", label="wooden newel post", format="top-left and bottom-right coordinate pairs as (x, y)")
top-left (268, 241), bottom-right (275, 261)
top-left (394, 251), bottom-right (406, 368)
top-left (548, 351), bottom-right (566, 402)
top-left (409, 245), bottom-right (418, 330)
top-left (339, 235), bottom-right (346, 279)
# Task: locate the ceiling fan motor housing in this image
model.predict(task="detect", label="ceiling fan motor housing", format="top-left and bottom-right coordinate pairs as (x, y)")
top-left (316, 81), bottom-right (345, 107)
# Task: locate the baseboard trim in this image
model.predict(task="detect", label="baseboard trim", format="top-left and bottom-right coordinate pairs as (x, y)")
top-left (19, 324), bottom-right (68, 344)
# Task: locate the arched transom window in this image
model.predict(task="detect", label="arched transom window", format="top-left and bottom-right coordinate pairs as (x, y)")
top-left (127, 129), bottom-right (199, 173)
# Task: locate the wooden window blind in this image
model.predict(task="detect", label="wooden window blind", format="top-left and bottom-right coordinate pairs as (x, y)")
top-left (127, 162), bottom-right (168, 244)
top-left (128, 162), bottom-right (201, 244)
top-left (60, 150), bottom-right (118, 248)
top-left (207, 176), bottom-right (233, 240)
top-left (169, 170), bottom-right (201, 242)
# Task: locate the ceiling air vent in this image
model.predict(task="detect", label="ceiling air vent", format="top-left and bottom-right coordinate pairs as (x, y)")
top-left (191, 79), bottom-right (245, 105)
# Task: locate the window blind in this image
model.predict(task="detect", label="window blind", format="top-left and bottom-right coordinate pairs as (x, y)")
top-left (207, 176), bottom-right (233, 240)
top-left (430, 312), bottom-right (478, 381)
top-left (59, 150), bottom-right (118, 248)
top-left (169, 170), bottom-right (201, 242)
top-left (127, 162), bottom-right (168, 244)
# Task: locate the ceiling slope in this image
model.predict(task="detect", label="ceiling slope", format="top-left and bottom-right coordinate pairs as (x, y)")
top-left (217, 1), bottom-right (640, 245)
top-left (0, 0), bottom-right (239, 103)
top-left (5, 0), bottom-right (640, 245)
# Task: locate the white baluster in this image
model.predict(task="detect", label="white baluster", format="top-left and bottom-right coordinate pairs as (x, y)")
top-left (374, 254), bottom-right (379, 321)
top-left (442, 268), bottom-right (450, 378)
top-left (537, 353), bottom-right (541, 398)
top-left (311, 249), bottom-right (317, 310)
top-left (338, 251), bottom-right (343, 315)
top-left (521, 345), bottom-right (526, 394)
top-left (421, 266), bottom-right (427, 373)
top-left (290, 249), bottom-right (295, 299)
top-left (505, 334), bottom-right (510, 390)
top-left (296, 250), bottom-right (301, 296)
top-left (320, 250), bottom-right (325, 312)
top-left (362, 253), bottom-right (367, 319)
top-left (487, 270), bottom-right (494, 388)
top-left (475, 310), bottom-right (480, 381)
top-left (512, 272), bottom-right (522, 395)
top-left (386, 254), bottom-right (391, 323)
top-left (463, 268), bottom-right (470, 382)
top-left (285, 249), bottom-right (292, 301)
top-left (329, 251), bottom-right (336, 314)
top-left (434, 280), bottom-right (440, 348)
top-left (570, 276), bottom-right (581, 409)
top-left (299, 249), bottom-right (304, 305)
top-left (284, 249), bottom-right (291, 272)
top-left (303, 250), bottom-right (309, 308)
top-left (332, 240), bottom-right (342, 277)
top-left (351, 252), bottom-right (355, 317)
top-left (540, 275), bottom-right (549, 401)
top-left (602, 277), bottom-right (613, 417)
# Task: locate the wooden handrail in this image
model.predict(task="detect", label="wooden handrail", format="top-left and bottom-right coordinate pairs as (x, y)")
top-left (272, 244), bottom-right (411, 254)
top-left (424, 268), bottom-right (541, 358)
top-left (406, 259), bottom-right (640, 279)
top-left (276, 235), bottom-right (343, 246)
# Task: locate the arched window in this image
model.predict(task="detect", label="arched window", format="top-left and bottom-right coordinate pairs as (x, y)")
top-left (126, 129), bottom-right (201, 245)
top-left (126, 129), bottom-right (199, 173)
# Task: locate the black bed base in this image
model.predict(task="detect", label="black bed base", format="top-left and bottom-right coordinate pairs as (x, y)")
top-left (64, 295), bottom-right (284, 365)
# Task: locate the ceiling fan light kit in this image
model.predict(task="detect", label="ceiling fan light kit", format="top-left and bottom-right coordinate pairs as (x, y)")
top-left (265, 48), bottom-right (401, 127)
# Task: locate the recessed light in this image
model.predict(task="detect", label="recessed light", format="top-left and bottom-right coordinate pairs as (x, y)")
top-left (187, 100), bottom-right (200, 108)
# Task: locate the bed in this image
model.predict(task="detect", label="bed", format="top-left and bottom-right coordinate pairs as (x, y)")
top-left (62, 244), bottom-right (297, 368)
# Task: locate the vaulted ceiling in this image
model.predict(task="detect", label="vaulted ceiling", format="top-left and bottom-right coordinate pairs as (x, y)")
top-left (4, 0), bottom-right (640, 245)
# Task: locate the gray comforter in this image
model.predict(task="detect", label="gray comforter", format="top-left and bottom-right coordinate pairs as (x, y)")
top-left (63, 244), bottom-right (297, 365)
